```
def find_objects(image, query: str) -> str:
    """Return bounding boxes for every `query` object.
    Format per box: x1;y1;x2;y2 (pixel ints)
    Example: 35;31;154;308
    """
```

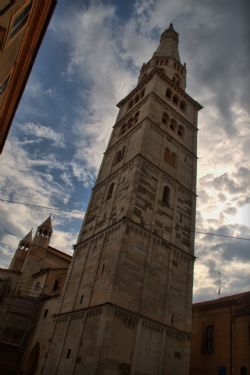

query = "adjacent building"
0;216;71;374
42;24;202;375
0;0;56;153
190;292;250;375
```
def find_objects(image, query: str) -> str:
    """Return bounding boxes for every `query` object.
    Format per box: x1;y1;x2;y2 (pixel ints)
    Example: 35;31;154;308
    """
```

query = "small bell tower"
33;215;53;248
9;230;32;271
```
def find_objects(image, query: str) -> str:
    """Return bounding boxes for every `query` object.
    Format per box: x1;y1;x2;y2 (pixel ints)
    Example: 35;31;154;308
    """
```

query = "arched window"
180;100;186;111
203;325;214;354
170;119;176;131
162;112;169;125
134;111;139;122
127;118;133;129
128;100;133;110
114;146;125;165
162;186;170;206
140;88;145;98
177;125;184;137
173;95;179;105
120;123;126;135
53;280;59;292
166;88;172;99
155;60;159;65
134;94;139;104
106;183;114;200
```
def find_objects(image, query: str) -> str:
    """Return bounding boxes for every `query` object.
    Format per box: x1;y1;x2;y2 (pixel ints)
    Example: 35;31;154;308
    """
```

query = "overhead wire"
0;197;250;241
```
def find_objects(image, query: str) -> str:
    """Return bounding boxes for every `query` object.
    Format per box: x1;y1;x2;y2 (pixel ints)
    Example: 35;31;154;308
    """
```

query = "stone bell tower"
43;24;202;375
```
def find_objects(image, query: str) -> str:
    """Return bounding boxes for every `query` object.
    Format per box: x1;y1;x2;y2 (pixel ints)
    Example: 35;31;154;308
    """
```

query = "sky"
0;0;249;302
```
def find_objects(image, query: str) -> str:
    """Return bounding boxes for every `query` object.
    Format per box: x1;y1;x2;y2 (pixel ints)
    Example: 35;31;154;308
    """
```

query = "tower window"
134;111;139;122
140;88;145;98
203;325;214;354
170;119;176;131
173;95;179;105
52;280;59;292
43;309;48;318
134;94;139;104
66;349;71;359
106;183;114;200
128;100;133;110
80;295;84;304
120;123;126;135
114;146;125;165
177;125;184;137
162;186;170;206
166;88;172;99
127;118;133;129
180;101;186;111
162;112;169;125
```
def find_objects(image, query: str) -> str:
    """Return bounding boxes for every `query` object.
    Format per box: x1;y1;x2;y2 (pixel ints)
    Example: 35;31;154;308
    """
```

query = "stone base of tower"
43;303;190;375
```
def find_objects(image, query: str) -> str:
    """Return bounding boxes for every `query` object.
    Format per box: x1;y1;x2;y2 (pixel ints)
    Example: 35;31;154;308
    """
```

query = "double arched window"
119;112;140;136
165;87;187;112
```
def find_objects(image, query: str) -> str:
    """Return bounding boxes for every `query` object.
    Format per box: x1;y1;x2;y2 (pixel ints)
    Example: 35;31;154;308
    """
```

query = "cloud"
1;0;249;303
22;122;65;147
0;137;81;266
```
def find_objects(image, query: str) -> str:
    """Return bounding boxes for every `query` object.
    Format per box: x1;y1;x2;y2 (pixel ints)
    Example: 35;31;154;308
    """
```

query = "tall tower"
44;25;202;375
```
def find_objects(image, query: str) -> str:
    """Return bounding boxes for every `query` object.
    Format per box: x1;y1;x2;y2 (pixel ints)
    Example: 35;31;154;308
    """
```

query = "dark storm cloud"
178;0;250;135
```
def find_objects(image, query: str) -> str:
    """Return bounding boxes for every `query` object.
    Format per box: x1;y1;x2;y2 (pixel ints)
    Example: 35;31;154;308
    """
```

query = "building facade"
0;217;71;374
42;24;202;375
0;0;56;153
190;292;250;375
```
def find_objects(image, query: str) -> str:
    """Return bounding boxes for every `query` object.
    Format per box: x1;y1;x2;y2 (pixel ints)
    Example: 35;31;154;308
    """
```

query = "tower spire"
154;23;181;62
9;230;33;271
33;215;53;247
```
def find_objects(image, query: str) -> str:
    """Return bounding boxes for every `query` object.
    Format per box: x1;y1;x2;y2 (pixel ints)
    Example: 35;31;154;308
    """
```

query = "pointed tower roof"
38;215;53;232
154;23;181;62
21;229;33;243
